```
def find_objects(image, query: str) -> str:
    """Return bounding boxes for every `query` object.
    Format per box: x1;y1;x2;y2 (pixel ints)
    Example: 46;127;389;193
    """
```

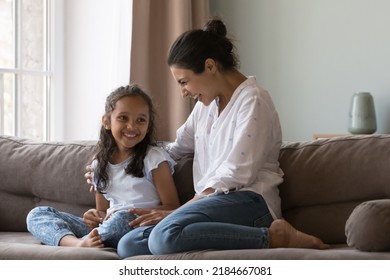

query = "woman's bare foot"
269;219;329;249
59;228;104;248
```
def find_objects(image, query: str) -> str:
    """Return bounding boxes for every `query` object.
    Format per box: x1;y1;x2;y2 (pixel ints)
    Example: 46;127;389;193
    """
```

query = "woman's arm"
128;187;212;227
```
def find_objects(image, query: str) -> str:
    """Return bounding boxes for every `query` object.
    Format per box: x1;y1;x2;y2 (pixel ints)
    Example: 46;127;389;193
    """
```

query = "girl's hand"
128;208;173;227
84;165;94;192
83;208;105;229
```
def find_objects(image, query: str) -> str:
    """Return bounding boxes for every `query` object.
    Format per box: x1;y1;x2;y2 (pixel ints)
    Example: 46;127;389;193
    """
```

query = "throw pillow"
345;199;390;251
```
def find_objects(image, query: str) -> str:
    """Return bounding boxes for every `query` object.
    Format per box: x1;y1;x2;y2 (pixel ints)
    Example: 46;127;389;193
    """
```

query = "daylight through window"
0;0;51;141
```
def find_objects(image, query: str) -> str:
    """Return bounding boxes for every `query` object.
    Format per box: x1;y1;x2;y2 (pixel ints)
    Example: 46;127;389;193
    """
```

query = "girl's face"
104;96;150;155
170;60;218;106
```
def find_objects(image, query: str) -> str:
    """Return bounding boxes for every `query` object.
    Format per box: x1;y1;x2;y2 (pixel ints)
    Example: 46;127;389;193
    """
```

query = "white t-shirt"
92;146;175;215
167;77;284;219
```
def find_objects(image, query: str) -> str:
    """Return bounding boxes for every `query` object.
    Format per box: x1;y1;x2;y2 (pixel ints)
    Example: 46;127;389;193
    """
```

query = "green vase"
348;92;377;134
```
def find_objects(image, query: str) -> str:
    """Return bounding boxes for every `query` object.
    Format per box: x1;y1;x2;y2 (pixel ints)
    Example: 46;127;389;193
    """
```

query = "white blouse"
92;146;175;215
167;77;284;219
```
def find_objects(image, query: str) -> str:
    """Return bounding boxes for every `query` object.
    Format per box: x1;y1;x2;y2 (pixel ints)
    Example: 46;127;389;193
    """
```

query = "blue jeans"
117;191;273;258
26;206;136;248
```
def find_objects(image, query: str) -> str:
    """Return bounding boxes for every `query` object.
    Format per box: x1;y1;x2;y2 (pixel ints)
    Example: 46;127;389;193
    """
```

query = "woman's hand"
84;165;94;192
83;208;105;229
129;208;173;227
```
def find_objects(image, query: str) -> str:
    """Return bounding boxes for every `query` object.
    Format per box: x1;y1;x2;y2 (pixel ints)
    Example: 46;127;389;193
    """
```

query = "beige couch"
1;134;390;260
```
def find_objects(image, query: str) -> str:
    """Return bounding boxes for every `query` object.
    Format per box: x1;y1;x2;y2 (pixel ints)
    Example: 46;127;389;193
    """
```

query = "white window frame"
0;0;53;141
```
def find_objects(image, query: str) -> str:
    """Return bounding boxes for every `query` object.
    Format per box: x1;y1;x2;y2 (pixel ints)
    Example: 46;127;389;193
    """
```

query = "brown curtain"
130;0;210;141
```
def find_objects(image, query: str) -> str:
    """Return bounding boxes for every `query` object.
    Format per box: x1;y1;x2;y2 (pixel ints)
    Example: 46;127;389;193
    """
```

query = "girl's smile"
104;95;150;161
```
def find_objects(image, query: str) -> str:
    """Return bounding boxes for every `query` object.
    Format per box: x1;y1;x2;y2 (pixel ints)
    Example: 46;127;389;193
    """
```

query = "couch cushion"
345;199;390;252
172;154;194;204
0;232;119;259
128;246;390;260
278;135;390;244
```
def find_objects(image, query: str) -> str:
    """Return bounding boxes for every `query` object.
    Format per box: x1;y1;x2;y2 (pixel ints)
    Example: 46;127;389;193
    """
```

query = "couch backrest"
0;135;97;231
0;135;195;231
278;135;390;244
2;134;389;243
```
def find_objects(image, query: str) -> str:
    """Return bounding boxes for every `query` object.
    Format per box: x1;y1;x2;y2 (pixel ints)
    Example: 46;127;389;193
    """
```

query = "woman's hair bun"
203;18;227;37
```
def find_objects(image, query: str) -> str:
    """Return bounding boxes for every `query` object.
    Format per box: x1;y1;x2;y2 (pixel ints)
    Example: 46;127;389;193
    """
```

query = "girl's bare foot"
269;219;330;249
59;228;104;248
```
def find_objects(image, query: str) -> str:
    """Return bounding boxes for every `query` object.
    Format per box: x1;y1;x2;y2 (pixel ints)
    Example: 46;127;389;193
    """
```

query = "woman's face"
170;62;217;106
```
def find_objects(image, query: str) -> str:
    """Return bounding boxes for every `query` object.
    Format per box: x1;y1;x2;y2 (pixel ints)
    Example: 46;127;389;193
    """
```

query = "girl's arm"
82;192;108;229
152;161;180;210
95;192;109;213
128;161;180;227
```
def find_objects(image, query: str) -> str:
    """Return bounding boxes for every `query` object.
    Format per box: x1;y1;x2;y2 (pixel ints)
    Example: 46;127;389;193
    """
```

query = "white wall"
60;0;131;141
211;0;390;141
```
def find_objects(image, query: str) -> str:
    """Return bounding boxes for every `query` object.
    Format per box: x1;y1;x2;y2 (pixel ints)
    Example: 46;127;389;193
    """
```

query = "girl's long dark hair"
94;84;156;192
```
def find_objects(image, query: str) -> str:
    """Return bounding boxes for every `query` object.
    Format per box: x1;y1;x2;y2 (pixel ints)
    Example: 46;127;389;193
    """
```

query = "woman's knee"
148;207;196;255
148;224;178;255
117;226;154;259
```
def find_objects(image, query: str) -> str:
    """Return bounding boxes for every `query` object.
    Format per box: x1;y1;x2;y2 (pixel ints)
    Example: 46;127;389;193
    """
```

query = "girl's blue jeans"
117;191;273;258
26;206;135;248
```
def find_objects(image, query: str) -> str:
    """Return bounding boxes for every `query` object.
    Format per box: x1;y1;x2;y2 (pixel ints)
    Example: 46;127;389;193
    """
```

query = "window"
0;0;51;141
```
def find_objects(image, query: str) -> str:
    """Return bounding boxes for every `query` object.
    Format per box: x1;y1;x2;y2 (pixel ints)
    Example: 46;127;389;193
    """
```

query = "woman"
111;18;328;258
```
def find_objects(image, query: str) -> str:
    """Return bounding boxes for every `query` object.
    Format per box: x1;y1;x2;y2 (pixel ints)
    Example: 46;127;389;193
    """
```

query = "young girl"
26;84;180;248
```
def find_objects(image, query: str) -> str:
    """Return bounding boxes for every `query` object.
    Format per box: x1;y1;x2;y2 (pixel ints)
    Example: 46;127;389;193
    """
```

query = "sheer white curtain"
62;0;133;140
107;0;132;90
